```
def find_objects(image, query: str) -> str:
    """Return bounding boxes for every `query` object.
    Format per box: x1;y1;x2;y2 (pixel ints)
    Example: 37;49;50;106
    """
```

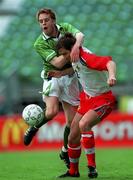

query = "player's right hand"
107;77;116;86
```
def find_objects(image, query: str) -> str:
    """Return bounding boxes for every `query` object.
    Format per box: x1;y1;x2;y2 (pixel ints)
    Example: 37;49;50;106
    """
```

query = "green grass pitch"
0;148;133;180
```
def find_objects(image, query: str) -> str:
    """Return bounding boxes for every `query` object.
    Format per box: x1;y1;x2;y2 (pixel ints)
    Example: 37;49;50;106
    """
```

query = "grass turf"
0;148;133;180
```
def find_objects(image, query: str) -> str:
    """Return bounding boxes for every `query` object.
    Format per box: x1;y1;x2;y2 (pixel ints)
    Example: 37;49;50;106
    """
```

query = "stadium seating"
0;0;133;84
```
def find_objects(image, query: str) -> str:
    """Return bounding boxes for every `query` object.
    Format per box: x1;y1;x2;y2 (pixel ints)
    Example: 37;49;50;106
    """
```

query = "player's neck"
51;25;59;38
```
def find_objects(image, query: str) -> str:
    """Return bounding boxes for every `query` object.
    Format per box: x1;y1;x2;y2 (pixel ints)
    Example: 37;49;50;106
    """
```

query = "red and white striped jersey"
72;47;112;97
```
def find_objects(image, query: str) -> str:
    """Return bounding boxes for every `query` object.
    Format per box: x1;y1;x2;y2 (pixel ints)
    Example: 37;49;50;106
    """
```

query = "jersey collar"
42;24;61;41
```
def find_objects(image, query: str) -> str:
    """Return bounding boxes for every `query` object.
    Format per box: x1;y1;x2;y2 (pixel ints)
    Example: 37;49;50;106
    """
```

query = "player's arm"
48;67;74;78
80;48;117;86
80;48;113;71
106;61;116;86
61;22;84;62
61;67;74;76
50;54;70;69
34;42;69;69
70;32;84;62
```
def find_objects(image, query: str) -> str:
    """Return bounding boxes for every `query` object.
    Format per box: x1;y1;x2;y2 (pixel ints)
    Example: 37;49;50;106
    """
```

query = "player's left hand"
70;44;80;62
107;77;116;86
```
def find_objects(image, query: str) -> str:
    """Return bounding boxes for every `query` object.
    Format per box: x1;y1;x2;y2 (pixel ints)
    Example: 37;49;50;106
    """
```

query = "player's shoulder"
59;22;72;28
59;22;71;25
58;22;73;34
81;47;93;54
34;34;43;44
34;34;46;48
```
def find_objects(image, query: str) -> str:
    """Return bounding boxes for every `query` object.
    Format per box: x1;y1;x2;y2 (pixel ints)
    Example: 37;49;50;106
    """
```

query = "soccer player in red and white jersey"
54;33;117;178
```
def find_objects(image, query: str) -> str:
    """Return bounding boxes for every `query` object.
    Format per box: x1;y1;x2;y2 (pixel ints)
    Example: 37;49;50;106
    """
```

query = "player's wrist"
74;42;80;48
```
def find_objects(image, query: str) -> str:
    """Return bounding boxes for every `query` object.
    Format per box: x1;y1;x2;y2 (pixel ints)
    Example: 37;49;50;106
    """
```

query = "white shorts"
42;74;80;106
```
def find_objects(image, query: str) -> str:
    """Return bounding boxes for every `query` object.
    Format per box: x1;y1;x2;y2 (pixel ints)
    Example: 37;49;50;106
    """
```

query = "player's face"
38;13;56;36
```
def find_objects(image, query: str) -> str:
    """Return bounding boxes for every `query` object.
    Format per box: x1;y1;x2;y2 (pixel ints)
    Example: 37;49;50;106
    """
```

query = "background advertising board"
0;112;133;151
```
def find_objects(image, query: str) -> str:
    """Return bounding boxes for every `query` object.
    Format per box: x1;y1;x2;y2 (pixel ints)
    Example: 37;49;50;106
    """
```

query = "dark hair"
36;8;56;21
56;33;76;51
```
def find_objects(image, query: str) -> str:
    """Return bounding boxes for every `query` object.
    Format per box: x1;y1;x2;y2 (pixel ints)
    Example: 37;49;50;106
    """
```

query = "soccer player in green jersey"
23;8;95;170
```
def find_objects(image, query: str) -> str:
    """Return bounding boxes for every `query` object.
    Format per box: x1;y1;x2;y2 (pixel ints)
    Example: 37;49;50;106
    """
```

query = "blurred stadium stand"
0;0;133;114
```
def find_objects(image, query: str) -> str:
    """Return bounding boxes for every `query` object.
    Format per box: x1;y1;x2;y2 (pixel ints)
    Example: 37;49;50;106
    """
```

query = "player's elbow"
34;42;39;51
75;32;84;45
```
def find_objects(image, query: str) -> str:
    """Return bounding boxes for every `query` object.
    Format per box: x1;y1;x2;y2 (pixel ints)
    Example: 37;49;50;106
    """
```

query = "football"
22;104;44;126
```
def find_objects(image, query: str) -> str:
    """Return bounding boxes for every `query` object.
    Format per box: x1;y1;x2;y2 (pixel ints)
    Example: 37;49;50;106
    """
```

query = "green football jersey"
34;22;81;79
